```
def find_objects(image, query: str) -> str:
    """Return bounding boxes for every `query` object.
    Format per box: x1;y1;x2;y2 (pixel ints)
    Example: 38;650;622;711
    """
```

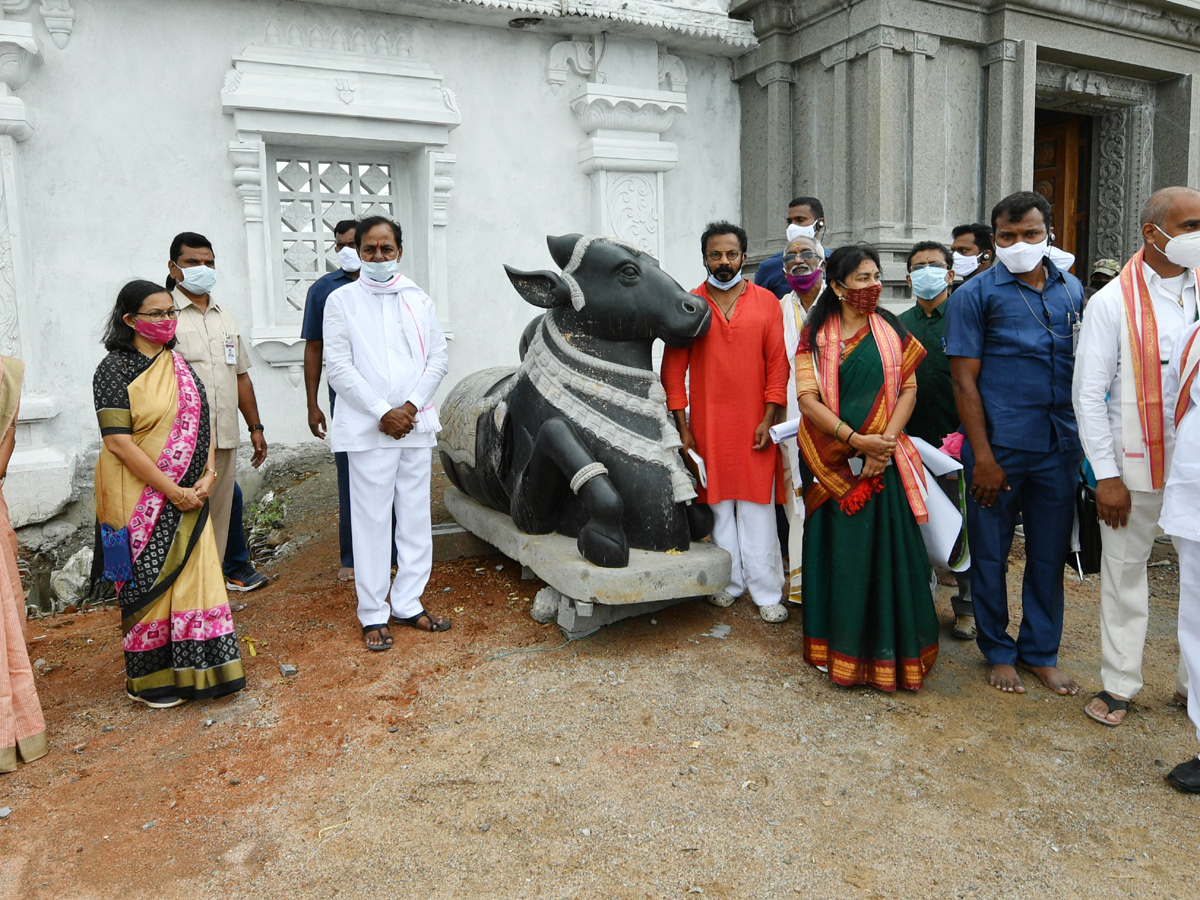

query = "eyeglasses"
705;250;743;263
136;309;179;321
783;250;821;265
909;262;950;273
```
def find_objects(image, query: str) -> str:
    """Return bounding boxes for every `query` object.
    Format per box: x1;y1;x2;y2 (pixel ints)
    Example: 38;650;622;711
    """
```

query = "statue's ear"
547;233;582;270
504;266;570;308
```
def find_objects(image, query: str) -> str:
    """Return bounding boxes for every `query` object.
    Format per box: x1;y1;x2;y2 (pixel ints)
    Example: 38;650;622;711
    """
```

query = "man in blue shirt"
947;191;1084;697
754;197;825;299
302;219;361;580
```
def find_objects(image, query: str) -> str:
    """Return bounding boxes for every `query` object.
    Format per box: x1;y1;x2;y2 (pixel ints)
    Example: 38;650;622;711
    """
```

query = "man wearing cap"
1087;258;1121;299
1073;186;1200;726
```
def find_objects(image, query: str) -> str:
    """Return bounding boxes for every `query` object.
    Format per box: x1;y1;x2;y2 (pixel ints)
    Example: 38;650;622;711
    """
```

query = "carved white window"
267;152;409;321
221;23;461;381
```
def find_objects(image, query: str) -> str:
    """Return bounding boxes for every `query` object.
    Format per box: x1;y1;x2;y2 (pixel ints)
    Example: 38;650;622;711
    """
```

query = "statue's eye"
619;263;639;281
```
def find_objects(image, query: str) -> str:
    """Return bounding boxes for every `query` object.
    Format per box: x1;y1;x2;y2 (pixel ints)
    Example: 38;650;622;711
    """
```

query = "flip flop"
393;609;452;632
362;623;393;651
1084;690;1129;727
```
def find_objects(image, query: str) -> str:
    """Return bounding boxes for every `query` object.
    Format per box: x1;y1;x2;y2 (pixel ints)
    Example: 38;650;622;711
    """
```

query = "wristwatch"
249;424;264;434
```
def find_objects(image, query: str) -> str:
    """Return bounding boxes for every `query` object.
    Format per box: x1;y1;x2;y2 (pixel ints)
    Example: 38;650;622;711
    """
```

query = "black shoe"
1166;757;1200;793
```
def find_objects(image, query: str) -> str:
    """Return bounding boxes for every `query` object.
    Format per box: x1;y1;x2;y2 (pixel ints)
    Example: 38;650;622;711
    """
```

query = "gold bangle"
205;468;217;477
834;422;845;442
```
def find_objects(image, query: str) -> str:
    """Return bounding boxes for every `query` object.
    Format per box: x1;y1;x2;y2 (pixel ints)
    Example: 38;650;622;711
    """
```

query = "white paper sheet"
769;418;800;444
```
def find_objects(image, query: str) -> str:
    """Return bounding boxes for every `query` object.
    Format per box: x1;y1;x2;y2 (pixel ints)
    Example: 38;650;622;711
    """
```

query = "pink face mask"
785;269;822;294
132;317;178;345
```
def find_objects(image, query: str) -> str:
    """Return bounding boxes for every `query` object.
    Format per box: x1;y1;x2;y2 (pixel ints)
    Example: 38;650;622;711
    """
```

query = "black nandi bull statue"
438;234;714;568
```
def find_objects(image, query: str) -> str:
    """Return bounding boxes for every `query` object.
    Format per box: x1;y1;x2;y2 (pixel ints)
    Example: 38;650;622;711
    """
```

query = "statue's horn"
547;233;583;270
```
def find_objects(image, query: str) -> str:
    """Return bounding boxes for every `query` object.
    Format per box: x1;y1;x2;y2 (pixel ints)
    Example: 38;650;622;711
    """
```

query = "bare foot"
988;664;1026;693
1021;663;1079;695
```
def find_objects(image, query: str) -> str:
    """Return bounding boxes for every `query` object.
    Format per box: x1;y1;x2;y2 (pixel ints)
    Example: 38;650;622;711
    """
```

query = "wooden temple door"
1033;111;1093;276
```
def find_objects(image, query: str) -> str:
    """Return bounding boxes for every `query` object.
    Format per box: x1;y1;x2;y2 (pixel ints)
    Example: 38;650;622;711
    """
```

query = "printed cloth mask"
910;266;951;301
842;283;881;316
786;269;822;294
133;317;178;344
1046;246;1076;271
1154;225;1200;268
176;263;217;295
336;246;362;273
952;251;981;279
995;238;1048;274
360;258;399;283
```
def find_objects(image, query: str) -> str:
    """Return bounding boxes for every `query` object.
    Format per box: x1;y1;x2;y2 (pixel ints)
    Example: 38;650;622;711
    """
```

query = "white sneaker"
707;590;736;608
759;603;789;623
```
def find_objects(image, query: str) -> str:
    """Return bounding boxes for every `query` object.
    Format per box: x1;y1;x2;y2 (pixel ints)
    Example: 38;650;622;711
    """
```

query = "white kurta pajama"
1074;261;1196;702
780;288;818;603
324;274;448;629
1160;320;1200;747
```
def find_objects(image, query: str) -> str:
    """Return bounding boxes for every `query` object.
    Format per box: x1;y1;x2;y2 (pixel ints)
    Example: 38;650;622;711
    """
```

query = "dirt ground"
1;460;1198;900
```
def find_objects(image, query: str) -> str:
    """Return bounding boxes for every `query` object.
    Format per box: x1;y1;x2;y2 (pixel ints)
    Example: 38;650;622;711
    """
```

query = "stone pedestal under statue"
445;486;731;639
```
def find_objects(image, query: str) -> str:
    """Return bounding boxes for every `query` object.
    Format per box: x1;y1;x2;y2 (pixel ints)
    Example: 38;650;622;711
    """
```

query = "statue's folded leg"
510;416;629;567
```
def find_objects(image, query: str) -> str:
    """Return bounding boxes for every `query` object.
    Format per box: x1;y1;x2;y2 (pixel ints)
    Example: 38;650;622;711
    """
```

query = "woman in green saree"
795;244;939;692
94;280;244;708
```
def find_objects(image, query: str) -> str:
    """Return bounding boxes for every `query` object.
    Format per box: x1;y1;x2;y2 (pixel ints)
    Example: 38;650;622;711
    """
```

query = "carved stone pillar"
756;62;792;255
570;84;686;259
906;33;942;239
984;39;1037;206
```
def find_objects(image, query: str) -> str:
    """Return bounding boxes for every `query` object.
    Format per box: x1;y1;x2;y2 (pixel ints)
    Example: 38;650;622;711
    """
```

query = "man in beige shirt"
167;232;268;567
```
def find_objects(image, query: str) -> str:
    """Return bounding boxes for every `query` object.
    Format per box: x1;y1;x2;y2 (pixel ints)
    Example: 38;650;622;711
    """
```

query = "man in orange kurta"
662;221;790;622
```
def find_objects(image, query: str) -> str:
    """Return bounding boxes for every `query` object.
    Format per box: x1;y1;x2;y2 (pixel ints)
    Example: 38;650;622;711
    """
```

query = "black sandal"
394;609;452;632
362;623;394;651
1084;690;1129;727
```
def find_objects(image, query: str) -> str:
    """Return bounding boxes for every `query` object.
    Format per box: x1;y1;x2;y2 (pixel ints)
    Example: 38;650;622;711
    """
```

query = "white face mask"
786;220;823;242
176;263;217;295
1046;246;1075;271
1154;225;1200;268
336;246;362;273
995;238;1048;275
952;251;983;279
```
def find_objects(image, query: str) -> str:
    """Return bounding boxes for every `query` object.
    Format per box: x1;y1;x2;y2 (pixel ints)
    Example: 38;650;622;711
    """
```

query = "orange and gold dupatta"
797;314;929;522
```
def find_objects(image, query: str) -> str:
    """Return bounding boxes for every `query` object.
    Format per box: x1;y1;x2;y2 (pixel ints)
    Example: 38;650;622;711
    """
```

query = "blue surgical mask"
176;263;217;295
707;270;743;291
910;266;951;301
360;258;398;283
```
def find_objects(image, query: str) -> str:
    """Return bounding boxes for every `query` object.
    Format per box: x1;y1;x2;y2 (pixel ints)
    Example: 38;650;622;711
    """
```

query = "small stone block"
279;664;298;677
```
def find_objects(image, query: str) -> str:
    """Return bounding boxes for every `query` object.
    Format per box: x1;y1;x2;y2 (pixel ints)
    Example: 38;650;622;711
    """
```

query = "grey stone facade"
733;0;1200;292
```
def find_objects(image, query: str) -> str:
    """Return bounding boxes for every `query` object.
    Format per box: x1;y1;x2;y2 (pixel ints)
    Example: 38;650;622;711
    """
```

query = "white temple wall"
3;0;746;525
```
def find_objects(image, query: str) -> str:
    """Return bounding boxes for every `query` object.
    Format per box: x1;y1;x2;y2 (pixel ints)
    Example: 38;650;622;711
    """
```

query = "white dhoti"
347;446;432;627
1175;539;1200;744
711;497;785;607
782;450;803;603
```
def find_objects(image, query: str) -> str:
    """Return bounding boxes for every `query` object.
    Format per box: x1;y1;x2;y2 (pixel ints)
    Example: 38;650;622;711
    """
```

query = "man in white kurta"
1073;186;1200;725
778;237;825;604
324;219;449;645
1160;318;1200;791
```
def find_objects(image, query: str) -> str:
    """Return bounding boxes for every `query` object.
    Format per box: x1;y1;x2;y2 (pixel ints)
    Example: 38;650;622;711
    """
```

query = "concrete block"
431;522;498;562
444;486;731;606
557;594;693;639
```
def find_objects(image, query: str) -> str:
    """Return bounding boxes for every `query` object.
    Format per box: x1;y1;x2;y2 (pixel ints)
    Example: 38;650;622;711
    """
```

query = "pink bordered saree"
93;349;243;701
0;355;48;772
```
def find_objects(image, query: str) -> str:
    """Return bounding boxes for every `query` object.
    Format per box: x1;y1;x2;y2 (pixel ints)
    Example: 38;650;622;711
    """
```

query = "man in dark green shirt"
899;240;974;639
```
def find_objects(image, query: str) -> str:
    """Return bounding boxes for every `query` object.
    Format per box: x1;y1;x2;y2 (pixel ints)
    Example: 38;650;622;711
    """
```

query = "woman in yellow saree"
94;280;244;708
0;355;47;772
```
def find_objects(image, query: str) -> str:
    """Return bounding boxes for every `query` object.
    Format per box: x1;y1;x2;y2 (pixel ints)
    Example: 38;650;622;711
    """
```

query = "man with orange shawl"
0;356;47;771
1074;186;1200;727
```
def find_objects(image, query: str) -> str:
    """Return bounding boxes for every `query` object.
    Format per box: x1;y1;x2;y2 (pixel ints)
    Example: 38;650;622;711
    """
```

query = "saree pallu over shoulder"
93;350;243;701
0;356;47;771
798;314;928;520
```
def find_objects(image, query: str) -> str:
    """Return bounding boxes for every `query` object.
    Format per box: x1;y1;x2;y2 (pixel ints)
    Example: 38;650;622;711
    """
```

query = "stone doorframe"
1034;60;1155;265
